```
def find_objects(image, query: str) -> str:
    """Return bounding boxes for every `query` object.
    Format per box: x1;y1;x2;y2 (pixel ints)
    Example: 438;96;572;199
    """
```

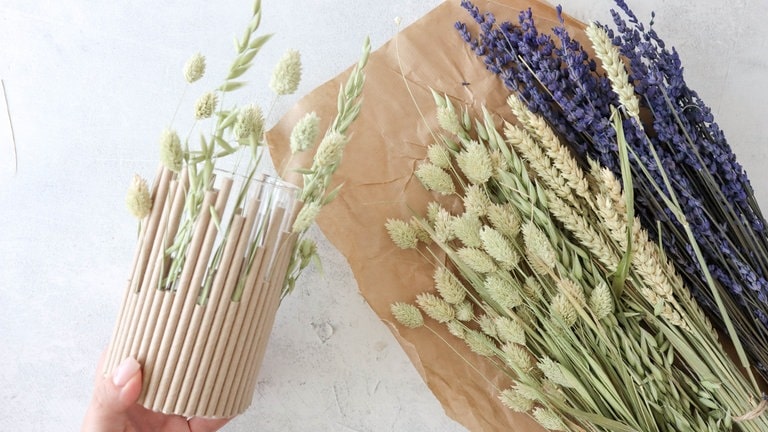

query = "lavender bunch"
456;0;768;378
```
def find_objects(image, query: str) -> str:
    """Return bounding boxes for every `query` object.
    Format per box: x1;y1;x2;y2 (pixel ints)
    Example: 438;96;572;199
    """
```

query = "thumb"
82;357;142;432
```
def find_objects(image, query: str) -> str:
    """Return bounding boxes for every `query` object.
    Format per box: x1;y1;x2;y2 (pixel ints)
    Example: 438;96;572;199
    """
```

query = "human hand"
82;352;231;432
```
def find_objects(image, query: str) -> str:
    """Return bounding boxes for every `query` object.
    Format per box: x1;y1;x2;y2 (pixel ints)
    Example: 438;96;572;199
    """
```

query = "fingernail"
112;357;140;387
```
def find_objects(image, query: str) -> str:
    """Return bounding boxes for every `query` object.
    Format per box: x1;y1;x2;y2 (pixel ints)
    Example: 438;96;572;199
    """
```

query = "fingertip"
112;357;141;387
188;416;232;432
83;357;141;432
118;368;143;407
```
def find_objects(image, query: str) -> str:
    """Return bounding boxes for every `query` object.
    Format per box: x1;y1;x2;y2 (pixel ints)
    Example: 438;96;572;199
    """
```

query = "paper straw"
172;213;245;415
231;232;296;415
104;165;166;373
161;178;233;413
144;189;216;409
107;167;172;373
135;169;190;401
193;196;264;415
205;206;287;416
107;166;170;372
136;169;190;361
125;179;179;362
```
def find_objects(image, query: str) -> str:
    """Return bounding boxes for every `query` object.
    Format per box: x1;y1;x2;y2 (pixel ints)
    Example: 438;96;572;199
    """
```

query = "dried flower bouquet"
104;0;369;418
389;92;767;431
383;1;768;429
458;0;768;382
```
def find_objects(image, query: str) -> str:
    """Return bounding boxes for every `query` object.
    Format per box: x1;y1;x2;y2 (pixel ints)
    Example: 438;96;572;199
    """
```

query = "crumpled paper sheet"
267;1;586;430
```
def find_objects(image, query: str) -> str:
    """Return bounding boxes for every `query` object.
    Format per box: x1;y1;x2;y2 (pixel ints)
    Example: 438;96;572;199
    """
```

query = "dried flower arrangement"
104;0;370;418
382;1;768;430
457;0;768;380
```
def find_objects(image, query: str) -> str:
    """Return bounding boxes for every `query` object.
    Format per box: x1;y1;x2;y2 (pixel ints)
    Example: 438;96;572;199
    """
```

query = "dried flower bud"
486;274;523;309
416;292;454;323
464;329;496;357
533;408;566;431
502;343;531;370
487;203;521;239
390;302;424;329
297;238;317;269
523;276;543;299
159;128;183;173
481;226;520;271
499;388;534;413
489;149;507;173
515;383;541;402
427;143;452;169
314;131;348;170
270;49;302;95
432;207;455;243
559;278;586;306
437;105;462;136
415;162;455;195
446;320;466;339
477;314;498;338
452;213;482;248
454;301;474;322
463;184;491;217
194;91;218;119
522;221;556;273
292;201;321;232
495;316;525;345
538;357;576;389
409;218;432;244
126;174;152;219
290;112;320;153
585;23;640;119
589;281;614;321
426;202;442;223
183;52;206;83
385;218;419;249
234;104;264;142
434;267;465;304
457;247;498;274
551;293;578;328
456;141;493;185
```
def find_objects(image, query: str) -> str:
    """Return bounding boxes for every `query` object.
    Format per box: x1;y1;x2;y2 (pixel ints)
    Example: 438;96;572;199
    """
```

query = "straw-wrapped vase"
104;167;298;418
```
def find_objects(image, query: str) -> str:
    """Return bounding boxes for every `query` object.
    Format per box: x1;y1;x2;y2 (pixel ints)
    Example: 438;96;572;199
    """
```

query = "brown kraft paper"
267;1;587;430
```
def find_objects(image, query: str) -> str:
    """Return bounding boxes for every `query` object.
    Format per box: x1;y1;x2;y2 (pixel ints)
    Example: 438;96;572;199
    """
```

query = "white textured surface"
0;1;765;431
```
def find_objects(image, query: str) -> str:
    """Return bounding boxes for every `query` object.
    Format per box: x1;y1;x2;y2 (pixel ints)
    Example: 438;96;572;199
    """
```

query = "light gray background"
0;0;765;431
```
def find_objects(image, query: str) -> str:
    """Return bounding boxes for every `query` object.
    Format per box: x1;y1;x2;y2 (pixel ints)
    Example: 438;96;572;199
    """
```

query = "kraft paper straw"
136;170;190;401
214;226;284;413
108;167;172;373
116;173;175;366
126;179;179;362
107;166;170;372
145;189;216;409
137;169;190;361
231;233;296;414
173;214;245;415
205;207;286;416
218;229;291;415
104;165;166;373
162;179;233;413
129;168;173;294
194;197;264;415
182;201;258;412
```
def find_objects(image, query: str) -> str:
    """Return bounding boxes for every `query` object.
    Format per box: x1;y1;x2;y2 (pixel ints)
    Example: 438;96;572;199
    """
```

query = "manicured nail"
112;357;140;387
